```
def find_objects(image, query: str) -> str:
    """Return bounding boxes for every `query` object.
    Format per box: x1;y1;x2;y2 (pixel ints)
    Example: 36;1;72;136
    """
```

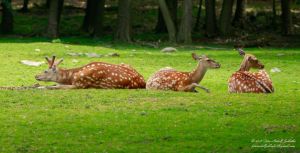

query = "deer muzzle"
35;75;42;81
215;63;221;68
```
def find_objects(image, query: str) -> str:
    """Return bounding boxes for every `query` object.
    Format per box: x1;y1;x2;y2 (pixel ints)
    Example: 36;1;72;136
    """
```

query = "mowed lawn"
0;38;299;153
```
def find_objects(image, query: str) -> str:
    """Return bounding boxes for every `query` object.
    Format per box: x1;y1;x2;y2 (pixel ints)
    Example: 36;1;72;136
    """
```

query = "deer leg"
192;83;210;93
46;85;77;90
177;83;201;92
177;84;195;92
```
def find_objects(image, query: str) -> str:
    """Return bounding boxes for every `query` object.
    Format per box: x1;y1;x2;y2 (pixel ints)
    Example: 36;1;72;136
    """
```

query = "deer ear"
237;48;246;56
201;55;208;59
248;56;253;61
192;53;201;60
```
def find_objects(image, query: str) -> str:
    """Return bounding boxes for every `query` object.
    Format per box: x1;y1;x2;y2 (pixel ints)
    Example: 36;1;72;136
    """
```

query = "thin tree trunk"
115;0;131;42
93;0;105;37
46;0;50;8
194;0;203;31
47;0;64;38
155;8;166;33
158;0;176;42
19;0;29;12
82;0;95;32
272;0;277;27
155;0;178;33
177;0;192;43
0;0;14;34
205;0;217;37
232;0;246;26
219;0;234;36
281;0;292;35
57;0;64;22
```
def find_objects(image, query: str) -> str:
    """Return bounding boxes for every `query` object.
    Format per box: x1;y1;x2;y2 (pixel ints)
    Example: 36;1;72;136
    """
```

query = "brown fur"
146;53;220;92
35;57;146;89
228;50;274;93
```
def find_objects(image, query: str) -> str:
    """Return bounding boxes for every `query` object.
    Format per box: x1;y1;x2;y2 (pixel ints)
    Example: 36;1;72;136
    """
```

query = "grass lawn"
0;38;299;153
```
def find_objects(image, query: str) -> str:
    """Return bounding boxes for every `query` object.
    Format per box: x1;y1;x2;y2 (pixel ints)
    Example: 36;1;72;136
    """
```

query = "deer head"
237;48;264;71
35;56;64;82
192;53;220;69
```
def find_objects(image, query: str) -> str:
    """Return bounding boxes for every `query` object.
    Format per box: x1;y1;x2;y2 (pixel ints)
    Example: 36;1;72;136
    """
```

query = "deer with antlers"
146;53;220;92
228;48;274;93
35;56;146;89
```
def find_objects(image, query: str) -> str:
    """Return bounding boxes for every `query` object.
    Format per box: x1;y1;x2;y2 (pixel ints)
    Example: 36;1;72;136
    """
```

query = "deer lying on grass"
228;48;274;93
146;53;220;92
35;56;146;89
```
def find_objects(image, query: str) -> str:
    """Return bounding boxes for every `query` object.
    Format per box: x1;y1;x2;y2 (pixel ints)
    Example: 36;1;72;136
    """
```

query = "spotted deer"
146;53;220;92
35;56;146;89
228;48;274;93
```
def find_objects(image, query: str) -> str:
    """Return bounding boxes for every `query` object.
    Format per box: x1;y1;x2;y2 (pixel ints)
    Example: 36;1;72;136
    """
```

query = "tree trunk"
115;0;131;42
0;0;14;34
155;0;178;33
57;0;64;22
19;0;29;12
93;0;105;37
47;0;64;38
232;0;246;26
194;0;203;31
46;0;50;8
158;0;176;42
219;0;234;36
177;0;192;43
205;0;217;37
281;0;292;35
272;0;277;27
82;0;95;32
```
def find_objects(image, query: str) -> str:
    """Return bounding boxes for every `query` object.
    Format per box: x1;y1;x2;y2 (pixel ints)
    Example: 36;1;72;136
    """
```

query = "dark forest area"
0;0;300;47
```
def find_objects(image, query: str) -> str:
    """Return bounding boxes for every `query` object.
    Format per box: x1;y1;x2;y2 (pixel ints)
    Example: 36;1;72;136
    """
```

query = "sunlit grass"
0;38;299;153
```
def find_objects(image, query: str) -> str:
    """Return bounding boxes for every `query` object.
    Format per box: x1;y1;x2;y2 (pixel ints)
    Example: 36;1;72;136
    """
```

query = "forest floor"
0;38;299;152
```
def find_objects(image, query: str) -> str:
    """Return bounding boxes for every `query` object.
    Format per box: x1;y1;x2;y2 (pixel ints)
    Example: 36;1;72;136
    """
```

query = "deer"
228;48;274;93
35;56;146;89
146;53;221;93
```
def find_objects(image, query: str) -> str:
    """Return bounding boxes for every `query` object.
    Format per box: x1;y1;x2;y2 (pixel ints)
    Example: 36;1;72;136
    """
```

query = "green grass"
0;38;299;153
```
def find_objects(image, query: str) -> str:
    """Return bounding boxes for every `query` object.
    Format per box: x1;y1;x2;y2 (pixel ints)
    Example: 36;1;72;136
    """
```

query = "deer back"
146;68;192;91
71;62;146;89
228;70;274;93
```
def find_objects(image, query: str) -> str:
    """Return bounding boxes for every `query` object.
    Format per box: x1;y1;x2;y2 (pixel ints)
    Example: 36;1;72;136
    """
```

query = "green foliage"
0;38;299;152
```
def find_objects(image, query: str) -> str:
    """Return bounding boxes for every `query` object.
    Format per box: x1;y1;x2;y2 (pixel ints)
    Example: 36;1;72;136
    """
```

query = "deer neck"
190;62;207;83
238;59;250;71
56;68;80;84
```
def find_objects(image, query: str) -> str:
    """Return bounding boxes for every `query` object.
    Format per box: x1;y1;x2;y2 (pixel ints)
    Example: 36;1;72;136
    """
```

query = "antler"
45;56;56;68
